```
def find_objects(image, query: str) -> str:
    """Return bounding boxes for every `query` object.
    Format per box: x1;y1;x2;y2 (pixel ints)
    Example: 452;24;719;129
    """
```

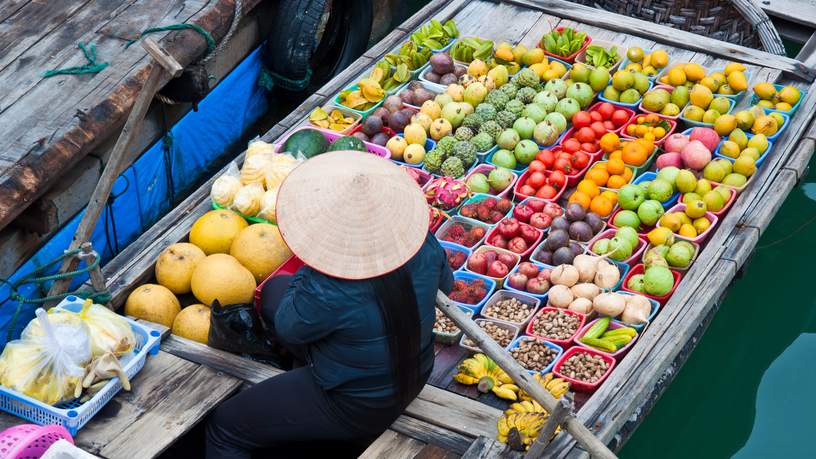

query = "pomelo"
230;224;293;283
190;210;248;254
155;243;206;294
125;284;181;327
172;304;211;344
191;254;256;306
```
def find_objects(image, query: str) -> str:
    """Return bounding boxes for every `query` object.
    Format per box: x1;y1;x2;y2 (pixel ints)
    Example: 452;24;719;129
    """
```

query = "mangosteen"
352;132;370;142
362;116;384;136
430;53;454;75
424;71;441;83
544;229;569;251
371;132;390;146
439;73;458;85
413;88;434;106
536;250;553;265
454;66;467;77
383;95;403;113
568;221;593;242
569;242;584;257
552;246;575;266
565;203;586;222
585;212;604;235
408;81;424;91
551;216;570;232
399;90;415;106
388;111;411;132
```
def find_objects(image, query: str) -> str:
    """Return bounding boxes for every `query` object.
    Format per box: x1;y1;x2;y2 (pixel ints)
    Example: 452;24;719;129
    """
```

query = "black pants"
205;276;401;459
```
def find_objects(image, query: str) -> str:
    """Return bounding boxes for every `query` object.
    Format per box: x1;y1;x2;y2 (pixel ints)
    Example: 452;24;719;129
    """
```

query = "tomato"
536;149;555;167
536;185;558;199
590;121;606;138
612;109;630;127
528;159;547;173
526;171;546;189
519;184;537;196
549;170;567;189
603;120;615;130
562;138;582;153
575;127;596;144
581;142;598;152
553;157;572;174
597;102;615;120
572;111;592;129
572;151;590;169
556;151;572;161
589;111;603;122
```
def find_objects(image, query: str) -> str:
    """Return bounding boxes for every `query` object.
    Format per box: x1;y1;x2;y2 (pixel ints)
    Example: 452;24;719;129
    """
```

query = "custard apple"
424;149;444;174
516;87;537;104
441;156;465;178
475;103;497;121
455;127;474;141
505;99;525;116
480;120;503;139
462;113;483;130
496;110;517;128
471;132;495;152
436;136;456;156
485;90;509;111
512;68;540;88
499;83;518;99
452;141;477;167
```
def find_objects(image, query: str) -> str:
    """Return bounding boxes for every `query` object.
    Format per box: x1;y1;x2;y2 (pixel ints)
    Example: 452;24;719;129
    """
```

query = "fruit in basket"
466;173;490;194
386;136;408;160
172;304;211;344
426;176;469;209
566;83;593;108
190;210;248;255
155;243;206;294
309;107;357;132
643;265;674;296
429;118;453;140
125;284;181;327
282;129;330;158
487;167;513;192
328;135;366;152
680;141;712;170
618;184;645;210
441;102;467;128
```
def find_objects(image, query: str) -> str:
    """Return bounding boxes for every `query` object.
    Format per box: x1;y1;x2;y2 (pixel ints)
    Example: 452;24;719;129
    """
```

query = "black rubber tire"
262;0;373;92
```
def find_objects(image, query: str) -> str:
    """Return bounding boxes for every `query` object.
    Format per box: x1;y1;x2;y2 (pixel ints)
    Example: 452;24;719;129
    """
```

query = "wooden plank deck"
50;0;816;457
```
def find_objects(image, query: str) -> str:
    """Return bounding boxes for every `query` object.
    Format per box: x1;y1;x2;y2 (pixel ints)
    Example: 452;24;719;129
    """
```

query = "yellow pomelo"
230;224;293;283
172;304;211;344
190;210;248;254
155;243;206;294
125;284;181;327
191;254;257;306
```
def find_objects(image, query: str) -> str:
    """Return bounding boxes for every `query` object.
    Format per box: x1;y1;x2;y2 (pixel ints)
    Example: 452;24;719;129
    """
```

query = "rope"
756;213;816;249
258;67;313;92
126;24;215;53
202;0;243;65
42;42;109;78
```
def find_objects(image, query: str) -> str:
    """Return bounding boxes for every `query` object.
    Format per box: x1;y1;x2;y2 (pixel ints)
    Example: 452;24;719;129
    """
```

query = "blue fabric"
0;47;269;347
274;233;453;398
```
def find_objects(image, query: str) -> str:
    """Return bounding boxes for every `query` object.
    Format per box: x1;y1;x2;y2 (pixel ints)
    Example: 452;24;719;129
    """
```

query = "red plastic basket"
620;263;682;305
525;307;586;348
552;346;616;392
558;128;602;161
587;101;636;135
485;220;544;260
586;228;648;267
513;169;568;203
538;26;592;63
254;256;305;313
619;115;677;146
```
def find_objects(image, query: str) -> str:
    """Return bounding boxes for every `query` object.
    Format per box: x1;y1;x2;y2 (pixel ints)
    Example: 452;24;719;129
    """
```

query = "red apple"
483;250;498;266
517;262;540;278
486;261;510;278
467;253;487;274
497;252;517;269
508;237;528;254
538;268;552;282
489;234;508;249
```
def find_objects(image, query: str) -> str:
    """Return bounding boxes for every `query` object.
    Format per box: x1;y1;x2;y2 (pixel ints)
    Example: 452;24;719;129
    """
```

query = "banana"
497;414;510;437
505;400;546;415
453;373;479;385
492;385;518;401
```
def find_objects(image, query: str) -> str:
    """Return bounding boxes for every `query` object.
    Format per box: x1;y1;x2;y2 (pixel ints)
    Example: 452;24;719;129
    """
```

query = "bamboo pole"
435;291;617;459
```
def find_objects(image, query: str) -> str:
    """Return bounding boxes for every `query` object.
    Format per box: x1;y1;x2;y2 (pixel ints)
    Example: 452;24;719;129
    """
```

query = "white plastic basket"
0;296;161;435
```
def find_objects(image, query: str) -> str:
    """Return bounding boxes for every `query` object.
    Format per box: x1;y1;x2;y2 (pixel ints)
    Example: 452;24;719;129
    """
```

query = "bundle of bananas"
453;354;520;400
497;412;547;451
506;399;545;416
518;372;570;402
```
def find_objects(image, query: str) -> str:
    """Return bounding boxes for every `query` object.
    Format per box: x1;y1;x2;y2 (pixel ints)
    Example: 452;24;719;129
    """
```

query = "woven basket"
572;0;785;54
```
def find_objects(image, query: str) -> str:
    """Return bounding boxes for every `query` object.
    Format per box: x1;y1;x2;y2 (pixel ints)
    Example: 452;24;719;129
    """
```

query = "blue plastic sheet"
0;47;269;347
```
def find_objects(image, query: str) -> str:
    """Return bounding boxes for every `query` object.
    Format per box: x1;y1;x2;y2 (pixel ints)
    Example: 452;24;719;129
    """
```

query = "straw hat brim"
276;151;429;280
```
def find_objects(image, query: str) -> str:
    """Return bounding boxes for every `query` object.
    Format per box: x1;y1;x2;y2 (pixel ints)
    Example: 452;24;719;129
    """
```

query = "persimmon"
599;132;620;153
586;167;609;187
607;157;626;175
622;142;648;166
590;195;614;216
607;174;628;189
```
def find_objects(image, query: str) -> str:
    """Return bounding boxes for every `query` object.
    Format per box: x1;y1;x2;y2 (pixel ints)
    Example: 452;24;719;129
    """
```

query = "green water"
621;155;816;458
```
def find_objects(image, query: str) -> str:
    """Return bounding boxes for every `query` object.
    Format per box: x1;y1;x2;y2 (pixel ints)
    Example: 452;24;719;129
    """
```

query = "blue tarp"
0;47;269;347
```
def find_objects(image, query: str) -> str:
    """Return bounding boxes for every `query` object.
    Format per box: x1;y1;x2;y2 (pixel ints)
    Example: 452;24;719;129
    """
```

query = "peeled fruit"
125;284;181;328
190;210;248;255
230;224;292;283
172;304;211;344
155;243;206;294
191;254;257;306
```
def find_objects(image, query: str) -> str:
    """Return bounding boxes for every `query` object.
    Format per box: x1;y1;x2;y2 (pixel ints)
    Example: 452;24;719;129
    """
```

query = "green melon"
282;129;329;158
327;135;366;152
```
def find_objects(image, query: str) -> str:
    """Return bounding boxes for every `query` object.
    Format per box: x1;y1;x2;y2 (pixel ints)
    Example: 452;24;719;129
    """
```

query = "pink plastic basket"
0;424;73;459
465;164;519;199
657;203;719;243
274;126;390;158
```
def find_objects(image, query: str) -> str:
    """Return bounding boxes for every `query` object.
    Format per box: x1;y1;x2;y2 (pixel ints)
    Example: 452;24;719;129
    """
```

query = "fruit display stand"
72;0;816;457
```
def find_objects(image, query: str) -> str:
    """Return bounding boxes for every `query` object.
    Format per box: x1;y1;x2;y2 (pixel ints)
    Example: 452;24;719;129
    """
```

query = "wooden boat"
1;0;816;457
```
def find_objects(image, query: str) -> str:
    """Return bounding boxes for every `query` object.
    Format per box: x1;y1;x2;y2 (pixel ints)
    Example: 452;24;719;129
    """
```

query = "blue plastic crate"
0;296;161;435
749;83;806;117
439;240;472;272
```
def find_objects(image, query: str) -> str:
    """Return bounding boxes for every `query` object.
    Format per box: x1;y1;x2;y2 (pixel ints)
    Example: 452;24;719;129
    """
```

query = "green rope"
42;42;109;78
258;66;312;92
126;24;215;54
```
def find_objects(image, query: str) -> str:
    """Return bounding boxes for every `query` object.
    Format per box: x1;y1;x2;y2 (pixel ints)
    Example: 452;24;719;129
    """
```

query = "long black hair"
370;264;421;408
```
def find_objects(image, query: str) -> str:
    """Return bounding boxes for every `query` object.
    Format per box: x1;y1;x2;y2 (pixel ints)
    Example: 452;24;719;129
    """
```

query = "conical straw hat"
276;151;429;280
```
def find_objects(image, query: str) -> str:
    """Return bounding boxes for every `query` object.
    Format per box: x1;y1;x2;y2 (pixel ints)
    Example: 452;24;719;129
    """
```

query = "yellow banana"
453;373;479;385
492;385;518;401
497;415;510;436
501;383;520;393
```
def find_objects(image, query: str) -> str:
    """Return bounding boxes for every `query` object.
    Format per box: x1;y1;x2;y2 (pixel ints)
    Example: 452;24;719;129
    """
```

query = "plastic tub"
503;260;553;301
587;101;635;135
641;240;700;273
334;84;386;117
306;105;362;135
714;136;773;168
506;336;564;375
559;128;602;160
712;69;752;101
632;171;680;209
587;228;647;267
656;62;711;86
276;126;391;158
476;144;500;165
465;164;519;199
485;220;545;260
433;306;473;345
440;240;472;272
621;263;681;305
574;40;624;72
451;271;498;314
750;83;806;117
619;116;677;146
518;197;565;218
538;26;592;63
465;245;521;286
435;216;490;248
597;78;654;109
658;203;718;243
457;193;515;227
480;289;542;329
553;346;616;392
526;307;587;348
679;97;736;128
574;318;639;359
612;291;660;332
0;424;73;459
513;169;568;203
637;84;688;120
459;318;519;353
758;112;791;143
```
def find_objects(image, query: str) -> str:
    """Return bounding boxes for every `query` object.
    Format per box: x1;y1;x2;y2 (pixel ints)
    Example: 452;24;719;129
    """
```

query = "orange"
622;142;647;166
607;175;627;189
600;133;621;153
590;195;614;216
568;191;591;209
577;179;600;198
608;150;623;162
621;166;633;182
607;157;626;175
586;168;609;186
601;190;618;204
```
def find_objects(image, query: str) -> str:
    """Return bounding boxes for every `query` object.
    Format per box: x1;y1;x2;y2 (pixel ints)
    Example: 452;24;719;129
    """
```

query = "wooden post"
525;395;572;458
77;242;106;296
436;291;617;459
47;38;182;302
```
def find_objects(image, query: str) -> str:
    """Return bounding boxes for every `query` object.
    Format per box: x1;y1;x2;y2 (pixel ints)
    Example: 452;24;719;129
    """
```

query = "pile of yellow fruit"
624;47;670;77
753;82;801;113
659;62;747;94
718;130;769;166
658;201;715;240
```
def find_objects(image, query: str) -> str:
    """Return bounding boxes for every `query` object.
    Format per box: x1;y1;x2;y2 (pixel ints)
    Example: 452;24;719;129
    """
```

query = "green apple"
618;184;646;211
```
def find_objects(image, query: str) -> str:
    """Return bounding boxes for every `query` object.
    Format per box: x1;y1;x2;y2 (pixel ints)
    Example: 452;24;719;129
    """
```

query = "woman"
206;151;453;458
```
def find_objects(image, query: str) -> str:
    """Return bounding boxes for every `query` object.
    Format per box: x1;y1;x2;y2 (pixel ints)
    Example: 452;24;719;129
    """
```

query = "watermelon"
328;135;366;152
282;129;329;158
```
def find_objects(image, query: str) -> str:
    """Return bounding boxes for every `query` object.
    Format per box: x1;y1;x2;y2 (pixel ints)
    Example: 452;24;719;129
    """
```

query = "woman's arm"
274;271;338;345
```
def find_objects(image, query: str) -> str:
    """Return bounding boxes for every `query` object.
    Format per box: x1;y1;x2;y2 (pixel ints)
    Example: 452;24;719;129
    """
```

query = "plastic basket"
484;220;544;260
0;297;161;436
457;193;515;227
552;346;616;392
305;105;362;135
435;216;490;249
637;84;688;120
574;318;639;359
749;84;806;117
507;336;563;375
275;126;391;158
398;81;443;111
503;261;552;301
619;116;677;146
390;133;436;168
433;306;473;345
613;291;660;332
574;40;624;72
525;307;586;348
607;207;655;237
459;318;518;353
603;143;660;177
587;228;647;267
619;53;666;82
679;97;736;128
658;203;718;243
0;423;73;459
632;171;680;209
419;62;468;92
714;136;773;168
440;241;472;272
538;27;592;63
465;164;519;199
450;271;497;314
587;101;635;135
621;263;681;305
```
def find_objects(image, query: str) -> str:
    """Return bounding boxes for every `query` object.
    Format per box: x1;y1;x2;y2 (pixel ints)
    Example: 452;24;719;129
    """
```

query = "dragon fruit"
425;177;470;210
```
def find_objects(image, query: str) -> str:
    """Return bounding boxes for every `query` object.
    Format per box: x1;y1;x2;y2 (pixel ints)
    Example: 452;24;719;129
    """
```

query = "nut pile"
482;298;536;324
434;309;463;335
531;309;580;340
559;352;609;383
510;340;558;371
462;321;514;348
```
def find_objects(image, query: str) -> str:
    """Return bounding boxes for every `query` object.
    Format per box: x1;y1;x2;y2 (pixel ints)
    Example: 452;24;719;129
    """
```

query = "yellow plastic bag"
0;309;91;405
77;300;136;357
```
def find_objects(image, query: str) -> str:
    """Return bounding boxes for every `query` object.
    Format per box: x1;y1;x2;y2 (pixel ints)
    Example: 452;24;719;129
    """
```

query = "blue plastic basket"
612;292;660;332
391;133;437;168
506;336;563;375
632;171;680;209
760;112;791;142
749;83;806;116
451;271;497;314
713;136;774;168
597;79;654;109
439;240;472;272
678;97;735;128
0;296;161;435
